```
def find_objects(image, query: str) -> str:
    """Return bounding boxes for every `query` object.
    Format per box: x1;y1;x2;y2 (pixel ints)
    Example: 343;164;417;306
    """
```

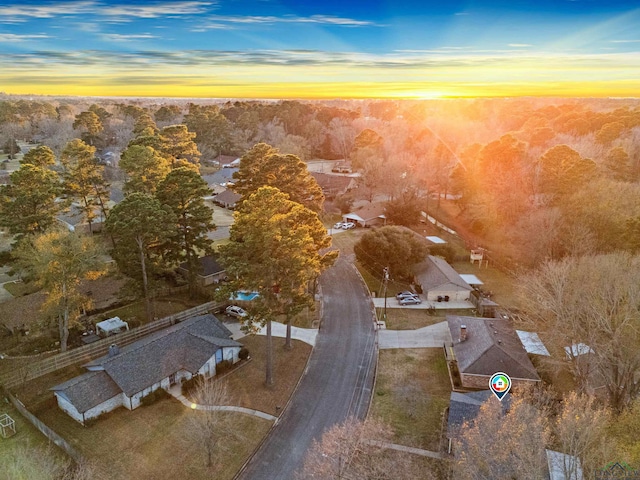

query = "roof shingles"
53;314;240;408
447;315;539;381
415;256;472;292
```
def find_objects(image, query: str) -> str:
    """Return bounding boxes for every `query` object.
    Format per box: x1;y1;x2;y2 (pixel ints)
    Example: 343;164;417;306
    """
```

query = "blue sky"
0;0;639;97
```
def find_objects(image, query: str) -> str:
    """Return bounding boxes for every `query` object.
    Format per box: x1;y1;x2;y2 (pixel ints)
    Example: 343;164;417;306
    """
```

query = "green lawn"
371;348;451;451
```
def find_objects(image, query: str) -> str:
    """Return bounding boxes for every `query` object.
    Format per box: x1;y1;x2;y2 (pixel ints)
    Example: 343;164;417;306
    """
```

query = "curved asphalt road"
237;257;377;480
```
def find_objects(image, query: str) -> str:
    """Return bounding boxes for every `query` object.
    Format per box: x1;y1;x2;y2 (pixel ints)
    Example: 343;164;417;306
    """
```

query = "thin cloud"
0;1;214;19
0;33;50;41
99;2;214;18
201;14;376;28
508;44;533;47
102;33;158;41
610;39;640;43
3;49;640;71
0;2;95;18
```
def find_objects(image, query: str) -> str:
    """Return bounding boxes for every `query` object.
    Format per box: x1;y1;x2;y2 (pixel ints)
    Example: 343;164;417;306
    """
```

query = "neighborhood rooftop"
447;315;540;381
52;314;241;414
179;254;226;277
83;314;239;397
418;256;473;292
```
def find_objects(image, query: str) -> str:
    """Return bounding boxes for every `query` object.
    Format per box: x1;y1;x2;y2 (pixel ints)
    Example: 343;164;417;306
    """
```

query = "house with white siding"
51;314;241;425
414;255;473;302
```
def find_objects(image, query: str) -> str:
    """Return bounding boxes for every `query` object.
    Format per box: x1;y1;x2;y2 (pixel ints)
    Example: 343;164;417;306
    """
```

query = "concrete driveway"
225;320;318;346
378;321;452;349
237;257;377;480
372;297;474;310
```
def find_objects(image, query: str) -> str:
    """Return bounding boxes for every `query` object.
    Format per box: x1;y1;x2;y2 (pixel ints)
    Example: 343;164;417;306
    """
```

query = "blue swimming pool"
232;291;260;301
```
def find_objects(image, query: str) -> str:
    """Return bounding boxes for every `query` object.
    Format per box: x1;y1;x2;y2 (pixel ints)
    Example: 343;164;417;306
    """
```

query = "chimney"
460;324;467;342
108;344;120;357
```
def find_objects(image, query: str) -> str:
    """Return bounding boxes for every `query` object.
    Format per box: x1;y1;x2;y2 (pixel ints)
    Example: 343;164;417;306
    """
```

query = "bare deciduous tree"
454;395;550;480
298;417;433;480
518;252;640;411
187;378;240;469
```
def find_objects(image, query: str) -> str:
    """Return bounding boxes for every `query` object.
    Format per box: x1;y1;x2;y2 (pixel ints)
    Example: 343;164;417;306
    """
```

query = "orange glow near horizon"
3;79;638;99
2;52;638;99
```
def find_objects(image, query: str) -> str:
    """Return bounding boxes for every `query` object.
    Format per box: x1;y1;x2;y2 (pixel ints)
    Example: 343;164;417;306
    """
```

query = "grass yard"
0;404;67;463
371;348;450;451
357;261;410;297
31;334;311;479
38;396;270;480
2;280;40;297
92;296;202;328
219;335;312;416
452;260;519;307
328;228;364;256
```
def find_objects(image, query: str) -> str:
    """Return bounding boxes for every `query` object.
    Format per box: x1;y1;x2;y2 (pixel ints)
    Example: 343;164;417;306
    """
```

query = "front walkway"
167;385;277;421
378;321;452;349
371;298;474;310
365;439;443;459
225;321;318;346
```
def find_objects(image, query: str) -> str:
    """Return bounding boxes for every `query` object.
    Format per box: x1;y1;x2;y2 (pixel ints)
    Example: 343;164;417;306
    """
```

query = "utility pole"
382;266;389;326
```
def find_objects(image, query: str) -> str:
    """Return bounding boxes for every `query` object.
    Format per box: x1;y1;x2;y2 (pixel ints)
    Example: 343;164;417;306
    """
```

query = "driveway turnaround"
237;257;377;480
226;321;319;346
378;321;452;349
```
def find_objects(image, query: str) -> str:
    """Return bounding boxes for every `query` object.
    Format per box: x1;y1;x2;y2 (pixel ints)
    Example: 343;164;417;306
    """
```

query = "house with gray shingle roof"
415;255;473;302
52;314;242;424
447;315;540;389
310;172;356;199
213;189;242;209
446;390;583;479
342;203;386;228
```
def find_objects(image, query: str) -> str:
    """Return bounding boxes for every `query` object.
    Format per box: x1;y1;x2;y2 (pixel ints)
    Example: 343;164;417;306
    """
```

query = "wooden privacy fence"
0;300;222;390
7;392;83;463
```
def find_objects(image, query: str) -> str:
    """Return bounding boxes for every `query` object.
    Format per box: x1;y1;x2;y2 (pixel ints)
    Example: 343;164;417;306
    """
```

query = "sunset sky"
0;0;639;98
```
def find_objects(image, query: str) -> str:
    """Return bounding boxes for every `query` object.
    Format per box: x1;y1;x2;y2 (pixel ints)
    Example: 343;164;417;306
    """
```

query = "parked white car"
342;222;356;230
333;222;345;229
225;305;248;318
396;291;419;300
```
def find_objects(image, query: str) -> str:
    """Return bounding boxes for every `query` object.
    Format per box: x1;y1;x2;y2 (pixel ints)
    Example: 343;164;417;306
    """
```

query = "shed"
546;450;584;480
564;343;594;359
96;317;129;337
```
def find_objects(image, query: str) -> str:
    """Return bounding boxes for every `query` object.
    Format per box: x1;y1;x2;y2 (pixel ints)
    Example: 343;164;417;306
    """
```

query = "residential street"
237;257;377;480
